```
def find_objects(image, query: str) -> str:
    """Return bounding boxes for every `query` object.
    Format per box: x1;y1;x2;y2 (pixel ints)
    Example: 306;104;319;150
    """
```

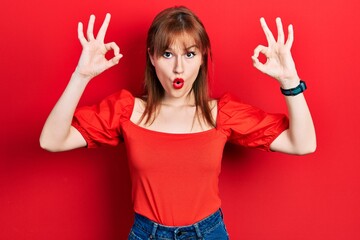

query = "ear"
148;48;155;66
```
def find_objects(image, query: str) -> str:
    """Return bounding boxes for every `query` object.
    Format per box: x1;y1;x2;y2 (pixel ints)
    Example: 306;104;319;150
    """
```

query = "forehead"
167;33;198;50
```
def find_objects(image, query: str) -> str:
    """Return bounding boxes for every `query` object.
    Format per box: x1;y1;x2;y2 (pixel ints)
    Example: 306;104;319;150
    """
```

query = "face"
149;34;203;100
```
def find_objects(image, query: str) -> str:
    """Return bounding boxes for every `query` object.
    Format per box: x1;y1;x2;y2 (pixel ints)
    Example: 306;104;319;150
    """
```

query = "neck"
161;91;196;107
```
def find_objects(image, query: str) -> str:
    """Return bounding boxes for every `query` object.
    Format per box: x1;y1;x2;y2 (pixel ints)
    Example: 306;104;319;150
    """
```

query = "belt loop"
193;223;203;239
149;223;158;239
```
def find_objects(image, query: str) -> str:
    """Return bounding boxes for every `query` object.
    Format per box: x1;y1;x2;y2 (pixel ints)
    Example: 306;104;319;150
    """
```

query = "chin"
165;87;192;98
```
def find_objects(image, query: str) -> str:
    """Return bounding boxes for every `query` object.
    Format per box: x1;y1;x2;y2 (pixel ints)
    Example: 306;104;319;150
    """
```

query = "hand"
75;13;123;80
252;17;300;88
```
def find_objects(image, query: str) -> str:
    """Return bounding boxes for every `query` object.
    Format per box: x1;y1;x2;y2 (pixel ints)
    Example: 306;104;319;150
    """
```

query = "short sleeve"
217;93;289;151
71;89;134;148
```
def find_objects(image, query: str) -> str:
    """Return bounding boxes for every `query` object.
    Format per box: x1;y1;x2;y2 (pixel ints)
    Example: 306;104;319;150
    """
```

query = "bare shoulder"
130;97;146;124
209;99;218;123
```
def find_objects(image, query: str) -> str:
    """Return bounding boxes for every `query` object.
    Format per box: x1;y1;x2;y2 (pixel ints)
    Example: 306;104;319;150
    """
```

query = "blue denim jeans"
128;209;229;240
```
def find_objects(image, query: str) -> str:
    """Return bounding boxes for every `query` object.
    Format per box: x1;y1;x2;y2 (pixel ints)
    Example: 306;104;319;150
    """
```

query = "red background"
1;0;359;239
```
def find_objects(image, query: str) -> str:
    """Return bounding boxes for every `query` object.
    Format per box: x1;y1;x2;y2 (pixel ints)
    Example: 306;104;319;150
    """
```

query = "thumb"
105;53;123;69
251;55;266;73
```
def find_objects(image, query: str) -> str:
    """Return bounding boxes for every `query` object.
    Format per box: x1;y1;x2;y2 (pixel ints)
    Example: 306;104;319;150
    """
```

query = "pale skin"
40;13;316;155
135;34;214;133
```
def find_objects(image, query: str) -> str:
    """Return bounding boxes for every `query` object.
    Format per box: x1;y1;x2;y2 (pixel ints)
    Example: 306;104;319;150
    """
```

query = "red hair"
140;6;214;127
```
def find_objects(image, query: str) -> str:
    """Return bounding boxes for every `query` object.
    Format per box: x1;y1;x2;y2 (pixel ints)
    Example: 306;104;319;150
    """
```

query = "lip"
172;78;184;89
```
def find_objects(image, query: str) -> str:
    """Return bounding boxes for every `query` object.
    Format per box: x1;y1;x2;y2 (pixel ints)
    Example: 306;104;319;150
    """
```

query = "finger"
276;17;285;44
285;24;294;48
105;42;120;56
251;55;266;73
253;44;268;58
104;42;122;68
97;13;111;41
87;14;95;40
77;22;87;45
260;17;276;45
106;54;123;69
252;45;268;73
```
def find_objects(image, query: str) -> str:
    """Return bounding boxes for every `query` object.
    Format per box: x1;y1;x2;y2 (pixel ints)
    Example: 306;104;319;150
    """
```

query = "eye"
185;52;196;58
163;52;173;59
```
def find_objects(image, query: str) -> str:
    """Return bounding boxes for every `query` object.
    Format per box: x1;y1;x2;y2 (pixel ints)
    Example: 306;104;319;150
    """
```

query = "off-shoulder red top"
72;89;288;226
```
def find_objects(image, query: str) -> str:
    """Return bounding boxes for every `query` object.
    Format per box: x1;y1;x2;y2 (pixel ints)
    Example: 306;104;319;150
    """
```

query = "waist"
132;209;224;239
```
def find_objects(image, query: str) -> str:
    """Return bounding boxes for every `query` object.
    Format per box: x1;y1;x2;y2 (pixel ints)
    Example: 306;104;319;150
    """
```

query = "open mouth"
173;78;184;89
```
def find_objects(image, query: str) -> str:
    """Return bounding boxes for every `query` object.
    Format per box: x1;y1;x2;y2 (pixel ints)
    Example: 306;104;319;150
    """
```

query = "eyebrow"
185;45;198;50
166;45;199;51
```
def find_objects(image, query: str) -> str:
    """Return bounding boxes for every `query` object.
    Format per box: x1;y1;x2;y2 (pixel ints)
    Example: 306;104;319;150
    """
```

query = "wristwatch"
280;80;307;96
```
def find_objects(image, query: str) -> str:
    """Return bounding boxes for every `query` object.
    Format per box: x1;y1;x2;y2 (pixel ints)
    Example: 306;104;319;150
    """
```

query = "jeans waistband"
133;209;224;239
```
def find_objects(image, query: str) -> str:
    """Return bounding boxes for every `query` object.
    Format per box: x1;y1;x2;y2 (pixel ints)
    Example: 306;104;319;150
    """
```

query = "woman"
40;6;316;239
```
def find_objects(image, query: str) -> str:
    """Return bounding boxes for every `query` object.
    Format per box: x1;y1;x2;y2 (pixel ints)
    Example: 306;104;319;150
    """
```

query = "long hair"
140;6;214;127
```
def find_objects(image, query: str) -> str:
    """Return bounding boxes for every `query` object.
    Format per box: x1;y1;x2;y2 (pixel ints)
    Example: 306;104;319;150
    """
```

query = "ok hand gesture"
252;18;300;88
75;13;123;80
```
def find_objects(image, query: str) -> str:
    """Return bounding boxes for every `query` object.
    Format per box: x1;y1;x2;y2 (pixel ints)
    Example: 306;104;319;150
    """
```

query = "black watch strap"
280;80;307;96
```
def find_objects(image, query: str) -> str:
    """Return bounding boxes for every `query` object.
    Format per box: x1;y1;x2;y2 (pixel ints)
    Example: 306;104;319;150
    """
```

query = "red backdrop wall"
1;0;359;239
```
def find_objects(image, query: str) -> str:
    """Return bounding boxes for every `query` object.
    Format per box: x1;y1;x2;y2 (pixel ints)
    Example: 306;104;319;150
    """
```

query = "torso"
122;103;226;225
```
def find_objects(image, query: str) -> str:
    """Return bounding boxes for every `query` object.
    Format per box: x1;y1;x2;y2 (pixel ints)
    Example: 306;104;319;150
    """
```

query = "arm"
40;13;123;152
252;18;316;155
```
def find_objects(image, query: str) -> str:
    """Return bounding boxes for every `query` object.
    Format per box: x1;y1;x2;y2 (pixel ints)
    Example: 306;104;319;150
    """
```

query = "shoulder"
105;89;135;113
95;89;135;106
113;89;135;101
216;93;255;114
216;93;234;109
209;99;218;123
92;89;136;121
215;93;260;126
130;97;146;124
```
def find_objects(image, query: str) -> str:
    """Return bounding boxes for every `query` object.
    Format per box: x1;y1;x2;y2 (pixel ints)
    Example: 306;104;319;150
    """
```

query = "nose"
173;56;184;74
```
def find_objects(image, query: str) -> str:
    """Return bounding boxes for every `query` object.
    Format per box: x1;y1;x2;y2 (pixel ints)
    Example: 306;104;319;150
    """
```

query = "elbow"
39;138;54;152
294;140;317;156
295;146;316;155
39;135;61;152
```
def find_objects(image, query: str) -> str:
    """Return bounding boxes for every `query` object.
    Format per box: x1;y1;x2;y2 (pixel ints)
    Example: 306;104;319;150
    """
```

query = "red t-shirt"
72;89;288;226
